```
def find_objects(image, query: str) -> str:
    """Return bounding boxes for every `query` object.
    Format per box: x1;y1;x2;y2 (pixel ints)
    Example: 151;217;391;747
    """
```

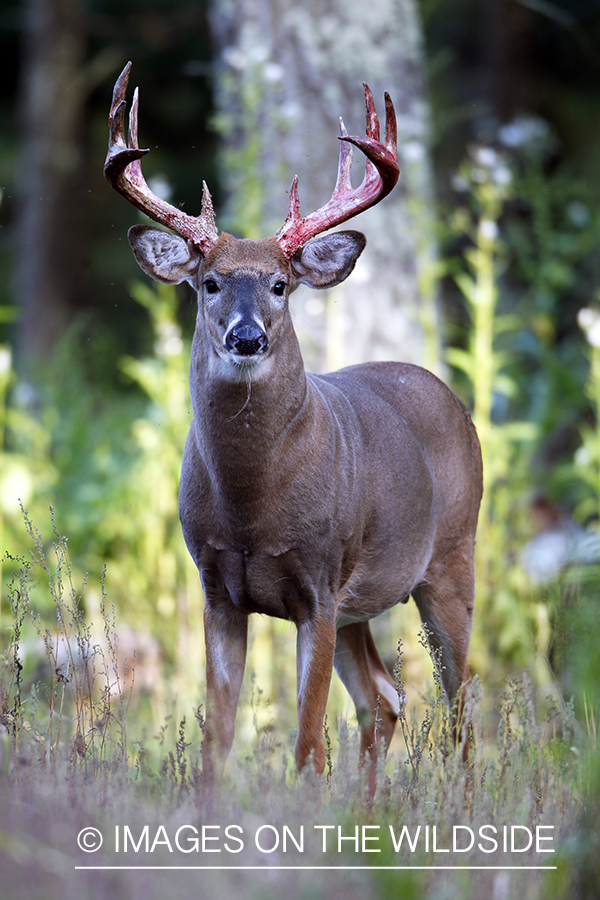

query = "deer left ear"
128;224;203;285
290;231;366;289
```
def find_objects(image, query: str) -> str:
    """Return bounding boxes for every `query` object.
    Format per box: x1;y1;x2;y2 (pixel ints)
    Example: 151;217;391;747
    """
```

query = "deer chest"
199;545;324;623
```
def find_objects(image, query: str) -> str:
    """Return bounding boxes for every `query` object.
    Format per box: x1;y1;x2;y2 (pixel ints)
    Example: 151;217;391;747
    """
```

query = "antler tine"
275;85;399;258
129;86;140;149
282;175;302;226
125;86;146;185
359;83;380;184
331;118;354;199
104;62;218;253
108;62;128;147
105;63;148;175
363;83;380;142
384;91;397;156
200;181;217;239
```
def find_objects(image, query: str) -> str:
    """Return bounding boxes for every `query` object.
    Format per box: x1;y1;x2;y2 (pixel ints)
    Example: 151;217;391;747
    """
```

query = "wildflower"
566;201;590;228
466;145;512;192
263;62;284;83
480;220;498;241
578;307;600;348
497;115;558;155
473;146;498;169
0;345;12;375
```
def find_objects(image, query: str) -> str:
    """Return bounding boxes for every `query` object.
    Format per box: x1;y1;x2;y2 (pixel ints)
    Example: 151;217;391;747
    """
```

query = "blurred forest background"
1;0;600;738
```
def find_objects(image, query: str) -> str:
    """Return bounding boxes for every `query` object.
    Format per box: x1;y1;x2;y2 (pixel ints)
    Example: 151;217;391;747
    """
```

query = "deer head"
104;63;398;377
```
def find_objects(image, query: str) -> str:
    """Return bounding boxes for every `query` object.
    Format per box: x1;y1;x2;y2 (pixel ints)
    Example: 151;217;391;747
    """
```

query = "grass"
0;516;596;900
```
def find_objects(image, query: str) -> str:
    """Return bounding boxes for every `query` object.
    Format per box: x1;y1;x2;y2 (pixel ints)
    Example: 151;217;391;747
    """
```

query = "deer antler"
275;85;399;258
104;62;218;254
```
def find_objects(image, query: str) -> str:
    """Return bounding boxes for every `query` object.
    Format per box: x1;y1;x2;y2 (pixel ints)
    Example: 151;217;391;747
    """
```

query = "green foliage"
0;541;589;896
0;282;204;727
445;148;541;683
561;306;600;525
443;131;600;697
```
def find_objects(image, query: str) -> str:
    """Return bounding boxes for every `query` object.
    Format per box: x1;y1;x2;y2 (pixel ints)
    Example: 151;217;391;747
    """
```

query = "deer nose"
225;323;268;356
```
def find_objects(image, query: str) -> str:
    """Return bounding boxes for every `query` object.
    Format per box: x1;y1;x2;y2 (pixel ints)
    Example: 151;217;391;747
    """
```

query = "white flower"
497;116;550;148
567;201;589;228
497;115;558;155
480;220;498;241
222;47;247;71
473;146;498;168
575;446;591;466
248;44;269;64
578;307;600;347
263;62;283;83
0;346;12;375
492;164;512;186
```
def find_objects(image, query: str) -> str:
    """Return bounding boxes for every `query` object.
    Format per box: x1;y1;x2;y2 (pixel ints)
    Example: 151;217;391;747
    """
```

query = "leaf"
454;272;476;305
446;346;475;380
500;421;538;442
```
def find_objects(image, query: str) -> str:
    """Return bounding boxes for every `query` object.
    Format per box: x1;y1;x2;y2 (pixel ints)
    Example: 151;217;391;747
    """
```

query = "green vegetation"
1;5;600;897
1;517;595;898
0;136;599;898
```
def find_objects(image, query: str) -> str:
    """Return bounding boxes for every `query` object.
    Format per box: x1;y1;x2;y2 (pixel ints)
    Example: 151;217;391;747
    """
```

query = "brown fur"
105;69;477;806
128;228;483;807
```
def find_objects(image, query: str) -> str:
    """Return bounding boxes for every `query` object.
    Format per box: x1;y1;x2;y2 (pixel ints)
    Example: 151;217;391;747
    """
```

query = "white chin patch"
214;352;272;383
230;352;262;366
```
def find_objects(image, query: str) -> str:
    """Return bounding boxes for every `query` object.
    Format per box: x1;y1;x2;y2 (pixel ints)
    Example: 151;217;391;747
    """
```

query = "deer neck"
190;315;309;492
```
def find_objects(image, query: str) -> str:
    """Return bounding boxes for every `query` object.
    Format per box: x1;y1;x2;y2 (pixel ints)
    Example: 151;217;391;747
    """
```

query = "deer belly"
208;547;315;621
336;564;422;626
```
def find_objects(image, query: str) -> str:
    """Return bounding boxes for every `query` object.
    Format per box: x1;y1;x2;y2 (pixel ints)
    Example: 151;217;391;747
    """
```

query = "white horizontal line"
75;865;557;871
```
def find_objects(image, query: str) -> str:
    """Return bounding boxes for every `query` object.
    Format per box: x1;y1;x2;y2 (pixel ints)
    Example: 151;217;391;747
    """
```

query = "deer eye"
272;281;286;296
204;279;219;294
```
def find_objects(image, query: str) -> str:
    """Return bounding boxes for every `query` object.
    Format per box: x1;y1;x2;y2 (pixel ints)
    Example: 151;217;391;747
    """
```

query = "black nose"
226;323;268;356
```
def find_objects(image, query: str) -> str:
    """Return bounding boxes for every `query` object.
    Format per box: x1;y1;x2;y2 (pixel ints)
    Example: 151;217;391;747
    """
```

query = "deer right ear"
290;231;366;289
128;225;203;285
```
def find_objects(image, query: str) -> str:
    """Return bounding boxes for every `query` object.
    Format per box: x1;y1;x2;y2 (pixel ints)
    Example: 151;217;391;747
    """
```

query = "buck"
105;63;482;796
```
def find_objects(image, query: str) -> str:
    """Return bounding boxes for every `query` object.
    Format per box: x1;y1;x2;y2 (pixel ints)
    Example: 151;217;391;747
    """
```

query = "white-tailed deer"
105;63;482;798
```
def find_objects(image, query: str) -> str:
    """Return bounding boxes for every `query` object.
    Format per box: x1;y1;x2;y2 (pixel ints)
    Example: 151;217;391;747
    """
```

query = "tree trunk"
14;0;87;370
209;0;441;373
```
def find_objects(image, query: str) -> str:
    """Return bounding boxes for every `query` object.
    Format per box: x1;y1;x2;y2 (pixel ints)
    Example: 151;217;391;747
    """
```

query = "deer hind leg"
411;539;475;716
334;621;400;792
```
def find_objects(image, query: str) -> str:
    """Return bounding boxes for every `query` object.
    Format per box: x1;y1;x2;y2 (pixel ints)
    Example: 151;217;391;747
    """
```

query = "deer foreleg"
202;599;248;802
295;614;336;774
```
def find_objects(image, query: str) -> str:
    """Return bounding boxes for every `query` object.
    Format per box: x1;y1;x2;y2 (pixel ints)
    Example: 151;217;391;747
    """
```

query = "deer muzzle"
225;322;269;357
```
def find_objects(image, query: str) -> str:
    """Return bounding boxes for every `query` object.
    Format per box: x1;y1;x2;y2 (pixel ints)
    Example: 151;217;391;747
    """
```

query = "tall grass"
1;509;132;774
0;515;594;900
0;130;599;898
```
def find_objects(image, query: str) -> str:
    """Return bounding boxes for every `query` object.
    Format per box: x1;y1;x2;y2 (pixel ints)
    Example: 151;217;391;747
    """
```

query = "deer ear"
128;225;203;285
290;231;366;289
